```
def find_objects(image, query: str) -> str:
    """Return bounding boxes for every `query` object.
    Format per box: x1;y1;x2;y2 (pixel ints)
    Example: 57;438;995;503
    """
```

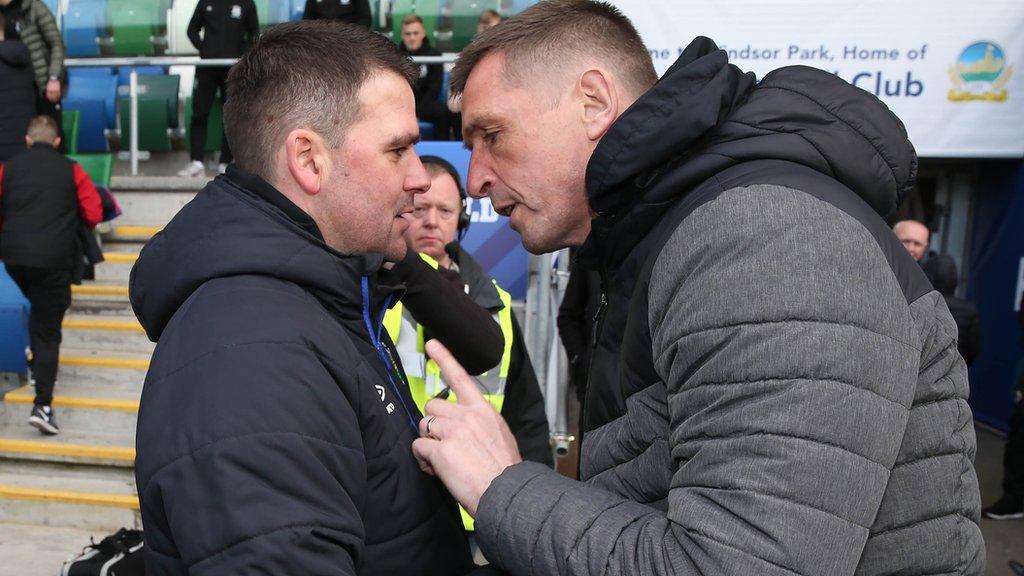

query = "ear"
284;128;328;197
24;136;32;147
52;136;62;149
578;68;618;142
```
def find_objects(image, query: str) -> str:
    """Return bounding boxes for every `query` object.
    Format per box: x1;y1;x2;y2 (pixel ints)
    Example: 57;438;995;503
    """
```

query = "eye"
483;131;500;145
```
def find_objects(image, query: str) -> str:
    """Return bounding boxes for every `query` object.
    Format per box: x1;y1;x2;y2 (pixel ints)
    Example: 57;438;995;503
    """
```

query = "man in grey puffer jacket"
410;1;985;575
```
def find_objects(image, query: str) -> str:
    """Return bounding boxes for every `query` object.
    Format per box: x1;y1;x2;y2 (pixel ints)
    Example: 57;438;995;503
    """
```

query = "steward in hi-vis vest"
384;156;552;530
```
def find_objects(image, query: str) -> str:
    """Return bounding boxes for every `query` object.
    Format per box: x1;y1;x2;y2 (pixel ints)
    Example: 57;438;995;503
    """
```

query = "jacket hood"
583;37;917;266
130;174;386;342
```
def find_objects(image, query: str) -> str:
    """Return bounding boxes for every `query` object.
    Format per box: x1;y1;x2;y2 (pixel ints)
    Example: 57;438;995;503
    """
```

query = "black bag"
62;528;145;576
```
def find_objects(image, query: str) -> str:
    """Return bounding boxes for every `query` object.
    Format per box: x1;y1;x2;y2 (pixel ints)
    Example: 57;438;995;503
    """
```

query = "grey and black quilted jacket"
474;38;984;576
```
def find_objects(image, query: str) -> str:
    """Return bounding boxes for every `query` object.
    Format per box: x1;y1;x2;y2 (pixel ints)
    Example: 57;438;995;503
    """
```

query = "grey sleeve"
475;185;919;576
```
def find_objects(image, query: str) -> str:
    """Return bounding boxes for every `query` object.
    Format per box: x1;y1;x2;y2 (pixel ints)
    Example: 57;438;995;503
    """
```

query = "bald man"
894;219;930;262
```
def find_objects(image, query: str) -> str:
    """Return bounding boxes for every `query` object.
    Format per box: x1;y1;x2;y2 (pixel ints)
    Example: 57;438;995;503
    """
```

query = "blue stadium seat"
63;74;118;151
290;0;305;20
68;67;116;81
63;0;107;57
117;66;166;86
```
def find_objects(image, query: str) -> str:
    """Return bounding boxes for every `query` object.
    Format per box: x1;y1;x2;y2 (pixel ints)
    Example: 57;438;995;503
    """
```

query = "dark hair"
224;20;417;180
451;0;656;97
401;14;424;27
27;115;59;143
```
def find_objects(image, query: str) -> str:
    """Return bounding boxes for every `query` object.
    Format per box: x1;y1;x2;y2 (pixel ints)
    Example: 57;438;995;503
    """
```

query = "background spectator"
400;14;453;140
0;10;36;162
556;256;601;409
477;9;501;34
179;0;259;178
893;219;931;262
303;0;370;27
0;0;63;147
0;115;102;436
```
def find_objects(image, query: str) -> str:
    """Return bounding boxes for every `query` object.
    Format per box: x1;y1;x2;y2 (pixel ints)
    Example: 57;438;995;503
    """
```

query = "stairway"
0;179;201;535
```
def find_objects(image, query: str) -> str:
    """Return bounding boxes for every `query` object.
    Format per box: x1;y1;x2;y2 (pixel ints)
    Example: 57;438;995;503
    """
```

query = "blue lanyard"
361;276;418;432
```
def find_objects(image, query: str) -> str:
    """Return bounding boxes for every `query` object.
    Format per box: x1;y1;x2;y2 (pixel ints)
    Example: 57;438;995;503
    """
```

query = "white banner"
610;0;1024;158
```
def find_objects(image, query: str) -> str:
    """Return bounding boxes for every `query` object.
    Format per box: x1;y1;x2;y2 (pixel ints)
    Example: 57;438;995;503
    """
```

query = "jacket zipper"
579;271;609;448
361;276;418;432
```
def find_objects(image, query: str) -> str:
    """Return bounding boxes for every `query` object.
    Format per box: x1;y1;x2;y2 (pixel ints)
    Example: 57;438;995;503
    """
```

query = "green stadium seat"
107;0;166;55
118;75;180;152
391;0;439;45
63;109;81;155
184;95;225;154
450;0;499;51
67;153;114;188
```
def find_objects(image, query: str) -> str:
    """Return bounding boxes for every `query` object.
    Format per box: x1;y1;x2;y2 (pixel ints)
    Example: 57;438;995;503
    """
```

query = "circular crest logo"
949;41;1013;102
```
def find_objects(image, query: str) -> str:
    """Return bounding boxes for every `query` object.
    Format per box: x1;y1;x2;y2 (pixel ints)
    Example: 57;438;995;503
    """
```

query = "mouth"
493;202;517;219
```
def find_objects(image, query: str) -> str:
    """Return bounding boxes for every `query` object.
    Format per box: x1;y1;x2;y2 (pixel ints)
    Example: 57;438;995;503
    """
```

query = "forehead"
347;72;417;134
418;173;461;205
402;22;424;32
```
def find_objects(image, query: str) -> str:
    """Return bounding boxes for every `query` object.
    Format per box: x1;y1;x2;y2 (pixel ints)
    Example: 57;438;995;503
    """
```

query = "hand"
45;79;61;103
412;340;521;516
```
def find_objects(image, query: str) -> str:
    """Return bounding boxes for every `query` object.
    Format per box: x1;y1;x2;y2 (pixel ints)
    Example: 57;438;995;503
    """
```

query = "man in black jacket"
0;11;36;162
400;14;452;140
303;0;371;27
1;115;102;435
921;254;981;365
131;22;473;574
179;0;258;178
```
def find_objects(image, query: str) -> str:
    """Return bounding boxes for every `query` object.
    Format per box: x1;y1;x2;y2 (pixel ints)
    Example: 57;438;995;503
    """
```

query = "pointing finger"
425;339;486;406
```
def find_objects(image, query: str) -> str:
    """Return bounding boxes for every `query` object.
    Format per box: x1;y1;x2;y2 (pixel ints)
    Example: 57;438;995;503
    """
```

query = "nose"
467;151;494;199
406;154;432;195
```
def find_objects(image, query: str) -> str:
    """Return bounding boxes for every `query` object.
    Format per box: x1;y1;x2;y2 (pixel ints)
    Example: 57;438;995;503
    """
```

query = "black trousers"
1005;395;1024;499
190;67;232;164
6;265;72;406
37;90;64;152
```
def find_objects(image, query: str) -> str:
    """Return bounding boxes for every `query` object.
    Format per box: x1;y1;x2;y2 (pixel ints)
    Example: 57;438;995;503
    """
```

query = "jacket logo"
374;384;396;414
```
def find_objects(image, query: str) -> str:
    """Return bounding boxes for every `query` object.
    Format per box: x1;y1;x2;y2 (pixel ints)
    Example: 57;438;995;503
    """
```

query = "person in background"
389;155;551;465
400;14;453;140
983;289;1024;521
0;115;102;435
893;219;930;262
303;0;371;27
476;9;501;34
921;254;981;366
0;10;37;162
556;255;600;422
0;0;63;146
179;0;259;178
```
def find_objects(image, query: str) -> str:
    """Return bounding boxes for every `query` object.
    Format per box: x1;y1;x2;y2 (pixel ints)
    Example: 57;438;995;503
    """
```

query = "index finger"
424;339;486;406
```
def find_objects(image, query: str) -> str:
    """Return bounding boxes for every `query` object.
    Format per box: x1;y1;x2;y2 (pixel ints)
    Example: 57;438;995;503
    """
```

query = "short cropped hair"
224;20;417;180
27;115;59;143
478;9;501;24
401;14;423;27
451;0;656;98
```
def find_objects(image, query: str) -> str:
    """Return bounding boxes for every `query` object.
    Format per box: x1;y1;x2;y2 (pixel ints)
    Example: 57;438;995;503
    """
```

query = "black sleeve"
557;264;590;362
383;251;504;375
419;62;442;104
187;1;205;52
355;0;372;27
501;317;553;466
303;0;315;19
961;303;982;367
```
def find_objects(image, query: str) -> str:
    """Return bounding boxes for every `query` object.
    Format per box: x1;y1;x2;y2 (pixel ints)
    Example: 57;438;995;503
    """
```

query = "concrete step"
0;470;138;531
0;521;116;576
71;281;129;299
1;385;139;436
61;316;153;354
104;225;161;243
105;190;196;228
0;428;134;470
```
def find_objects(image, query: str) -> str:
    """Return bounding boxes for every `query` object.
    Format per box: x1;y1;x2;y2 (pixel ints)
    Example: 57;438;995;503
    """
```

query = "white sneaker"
217;163;228;175
177;160;206;178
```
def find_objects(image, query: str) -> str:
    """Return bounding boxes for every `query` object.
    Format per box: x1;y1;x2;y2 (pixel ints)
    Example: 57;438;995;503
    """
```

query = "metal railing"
64;55;458;175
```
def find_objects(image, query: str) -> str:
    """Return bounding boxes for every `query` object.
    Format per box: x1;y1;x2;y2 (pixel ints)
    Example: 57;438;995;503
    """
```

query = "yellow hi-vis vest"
383;252;514;531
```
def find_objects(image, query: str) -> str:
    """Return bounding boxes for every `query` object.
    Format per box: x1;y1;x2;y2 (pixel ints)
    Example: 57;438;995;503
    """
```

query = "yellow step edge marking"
71;284;129;297
5;386;139;412
63;318;144;333
114;225;161;237
0;484;139;510
103;252;139;264
0;438;135;462
60;355;149;370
